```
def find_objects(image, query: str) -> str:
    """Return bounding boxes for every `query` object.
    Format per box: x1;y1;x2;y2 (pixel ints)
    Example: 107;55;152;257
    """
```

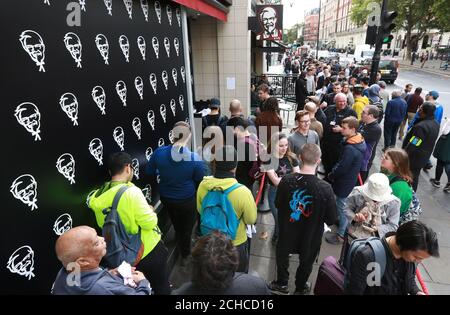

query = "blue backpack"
200;183;242;239
102;185;144;268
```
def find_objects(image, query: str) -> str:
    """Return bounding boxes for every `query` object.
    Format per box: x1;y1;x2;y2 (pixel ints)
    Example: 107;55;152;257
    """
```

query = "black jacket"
359;120;382;171
345;233;420;295
402;117;440;170
295;77;308;107
322;105;358;147
275;174;337;256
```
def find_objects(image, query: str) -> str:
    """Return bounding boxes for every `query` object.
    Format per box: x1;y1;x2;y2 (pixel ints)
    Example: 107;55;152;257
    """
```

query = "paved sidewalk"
398;59;450;78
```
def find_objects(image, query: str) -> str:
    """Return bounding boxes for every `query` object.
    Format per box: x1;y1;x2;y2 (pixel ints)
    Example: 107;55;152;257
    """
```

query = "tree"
283;23;303;45
350;0;445;60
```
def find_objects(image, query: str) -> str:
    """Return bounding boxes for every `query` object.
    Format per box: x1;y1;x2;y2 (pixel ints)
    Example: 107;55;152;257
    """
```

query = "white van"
354;44;375;63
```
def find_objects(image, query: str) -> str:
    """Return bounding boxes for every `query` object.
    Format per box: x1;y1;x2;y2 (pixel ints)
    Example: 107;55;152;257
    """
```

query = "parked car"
351;57;399;84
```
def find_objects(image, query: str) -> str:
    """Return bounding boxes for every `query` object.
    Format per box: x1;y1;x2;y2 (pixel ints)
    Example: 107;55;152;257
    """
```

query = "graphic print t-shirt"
263;156;299;186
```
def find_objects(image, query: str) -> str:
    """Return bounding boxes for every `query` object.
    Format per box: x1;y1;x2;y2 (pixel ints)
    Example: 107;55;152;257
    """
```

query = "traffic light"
380;10;397;43
365;25;378;46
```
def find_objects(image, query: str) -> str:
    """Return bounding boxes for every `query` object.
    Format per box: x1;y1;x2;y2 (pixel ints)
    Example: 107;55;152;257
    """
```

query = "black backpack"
102;185;144;268
370;99;384;123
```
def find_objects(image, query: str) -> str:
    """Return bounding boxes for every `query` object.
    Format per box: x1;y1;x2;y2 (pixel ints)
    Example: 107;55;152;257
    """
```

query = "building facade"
304;8;319;47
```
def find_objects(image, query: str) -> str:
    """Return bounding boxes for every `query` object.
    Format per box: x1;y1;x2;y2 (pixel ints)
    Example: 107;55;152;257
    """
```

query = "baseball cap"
427;91;439;100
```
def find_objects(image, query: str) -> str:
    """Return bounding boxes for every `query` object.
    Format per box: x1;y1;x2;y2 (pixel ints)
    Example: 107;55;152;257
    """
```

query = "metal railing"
252;74;299;100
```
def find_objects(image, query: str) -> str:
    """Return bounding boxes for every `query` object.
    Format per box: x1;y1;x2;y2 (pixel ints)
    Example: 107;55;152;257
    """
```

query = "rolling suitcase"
313;255;345;295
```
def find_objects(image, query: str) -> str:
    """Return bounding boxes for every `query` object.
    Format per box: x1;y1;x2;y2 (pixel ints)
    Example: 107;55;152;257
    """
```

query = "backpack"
369;99;384;123
102;185;144;268
343;237;387;290
200;183;243;239
244;135;265;180
389;176;423;225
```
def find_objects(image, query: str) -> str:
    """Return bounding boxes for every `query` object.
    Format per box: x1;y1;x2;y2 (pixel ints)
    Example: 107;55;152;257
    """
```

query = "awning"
172;0;228;22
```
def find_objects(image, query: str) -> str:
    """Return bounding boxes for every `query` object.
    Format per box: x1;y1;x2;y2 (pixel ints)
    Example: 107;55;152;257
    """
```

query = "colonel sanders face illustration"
104;0;112;15
162;70;169;90
134;76;144;100
179;94;185;111
132;158;140;180
59;93;79;126
154;1;162;23
173;37;180;56
147;110;155;130
7;246;35;280
141;184;152;203
95;34;109;65
123;0;133;19
152;37;159;59
10;174;38;211
132;117;142;140
56;153;76;184
158;138;165;147
172;68;178;86
44;0;50;5
113;127;125;151
170;99;176;117
259;7;280;40
137;36;146;60
160;104;167;123
14;102;42;141
149;73;158;94
176;7;181;27
19;30;46;72
145;146;153;161
53;213;73;236
116;80;127;106
89;138;103;165
164;37;170;58
119;35;130;62
166;5;173;26
140;0;149;21
180;66;186;83
92;86;106;115
64;32;82;68
168;130;174;144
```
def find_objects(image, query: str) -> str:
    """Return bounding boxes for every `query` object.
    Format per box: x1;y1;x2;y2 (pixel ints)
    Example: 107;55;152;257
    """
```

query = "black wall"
0;0;187;294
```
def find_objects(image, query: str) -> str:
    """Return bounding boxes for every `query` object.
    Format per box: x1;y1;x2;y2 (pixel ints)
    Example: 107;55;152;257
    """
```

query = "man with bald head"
52;226;152;295
321;93;357;177
229;99;243;119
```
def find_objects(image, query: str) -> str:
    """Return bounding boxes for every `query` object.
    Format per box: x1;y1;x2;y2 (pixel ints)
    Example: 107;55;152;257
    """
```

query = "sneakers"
269;281;289;295
444;183;450;193
293;282;311;295
325;232;344;245
430;178;441;188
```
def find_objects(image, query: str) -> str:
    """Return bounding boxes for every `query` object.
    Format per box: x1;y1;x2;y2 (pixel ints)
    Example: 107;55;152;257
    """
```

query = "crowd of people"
50;54;448;296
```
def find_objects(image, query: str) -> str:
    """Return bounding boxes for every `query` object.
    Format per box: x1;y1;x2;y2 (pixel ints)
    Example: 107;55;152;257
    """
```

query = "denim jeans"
336;196;348;237
268;184;279;239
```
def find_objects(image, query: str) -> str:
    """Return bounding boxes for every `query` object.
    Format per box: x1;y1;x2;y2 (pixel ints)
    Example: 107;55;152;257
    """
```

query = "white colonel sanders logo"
92;86;106;115
95;34;109;65
134;76;144;100
145;147;153;161
162;71;169;90
140;0;149;21
44;0;50;5
142;184;152;202
56;153;76;184
7;246;35;280
164;37;170;58
79;0;86;11
132;158;140;180
14;102;42;141
158;138;165;147
170;99;176;116
104;0;112;15
19;30;46;72
180;66;186;83
123;0;133;19
137;36;146;60
174;38;180;57
116;80;127;106
10;174;38;211
119;35;130;62
176;7;181;27
113;127;125;151
152;37;159;59
59;93;79;126
166;5;173;26
172;68;178;86
132;117;142;140
168;130;174;144
64;32;82;68
160;104;167;123
149;73;157;94
89;138;103;165
179;94;185;111
53;213;73;236
147;110;155;130
155;1;162;23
